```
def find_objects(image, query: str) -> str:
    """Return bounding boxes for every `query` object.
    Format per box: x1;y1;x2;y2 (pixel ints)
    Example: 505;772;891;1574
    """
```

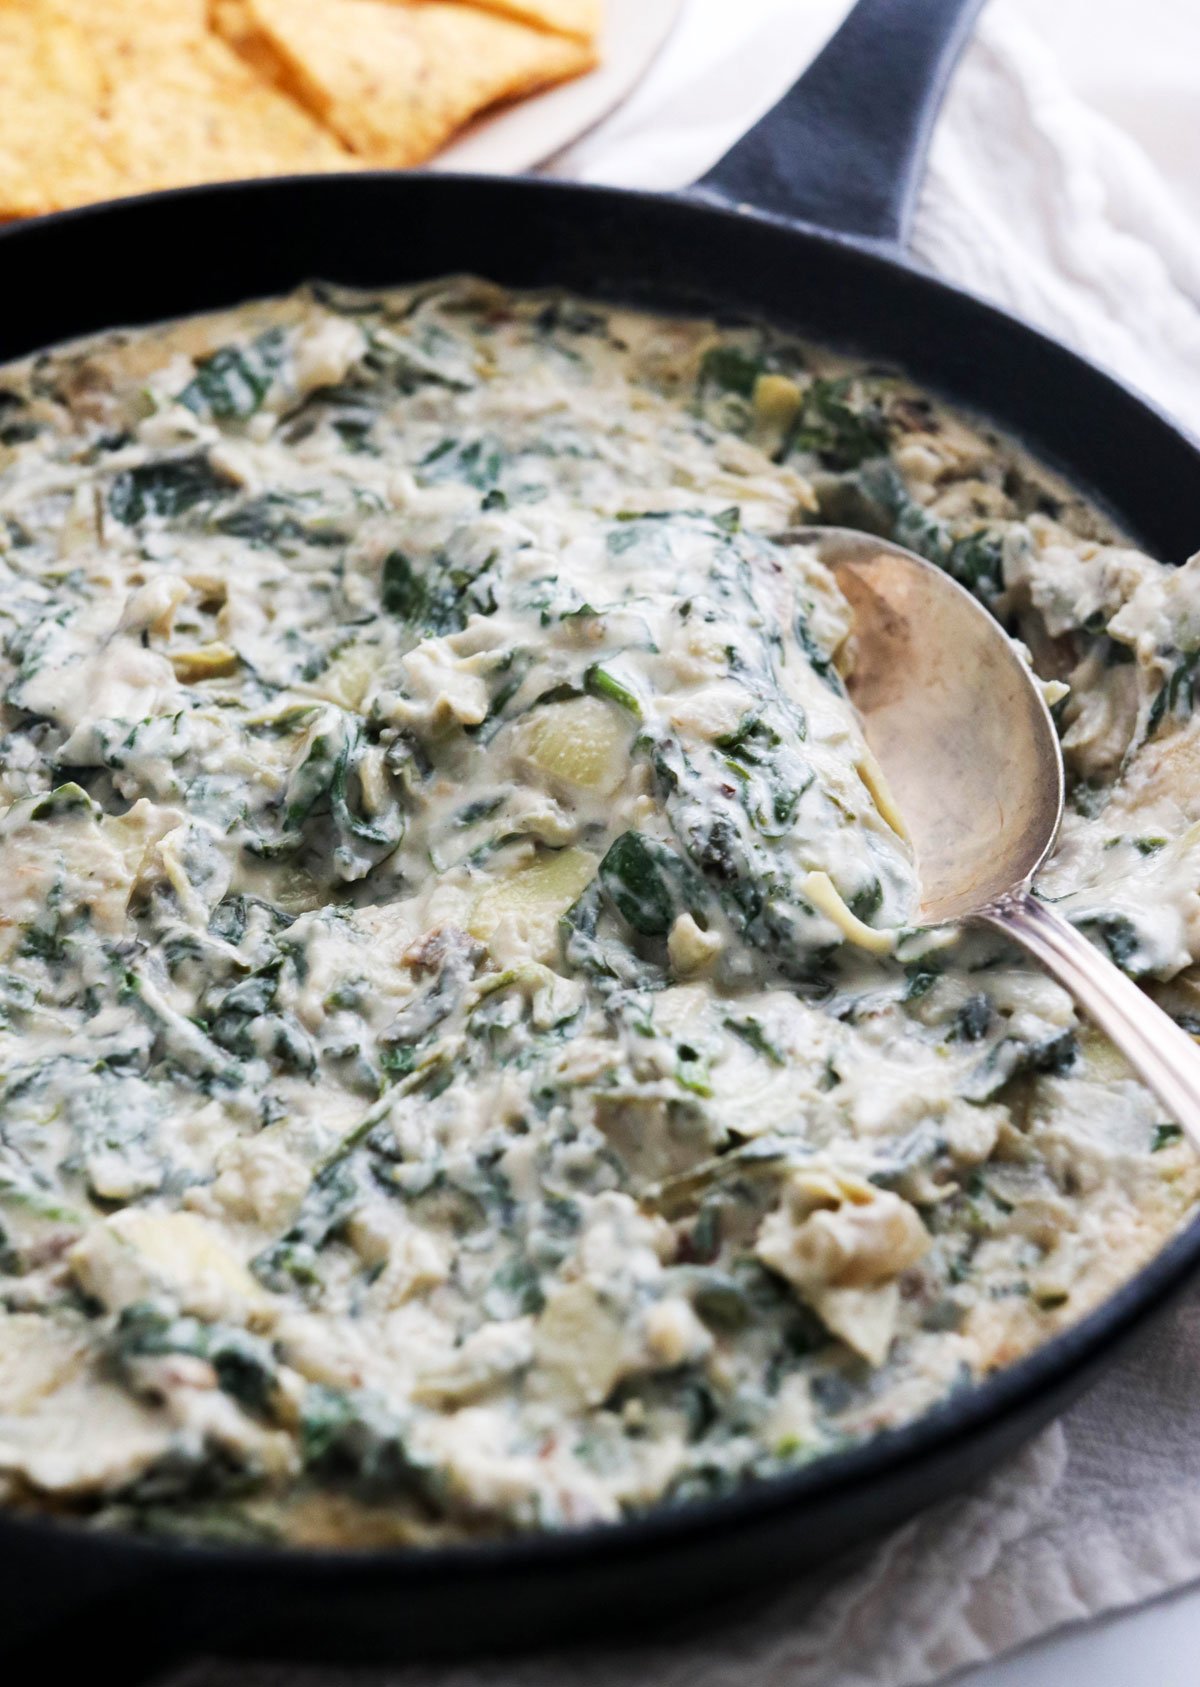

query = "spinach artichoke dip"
1;278;1199;1550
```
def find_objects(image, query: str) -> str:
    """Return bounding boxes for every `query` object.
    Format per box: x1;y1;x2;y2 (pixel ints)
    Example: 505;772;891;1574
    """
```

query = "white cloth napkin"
173;6;1200;1682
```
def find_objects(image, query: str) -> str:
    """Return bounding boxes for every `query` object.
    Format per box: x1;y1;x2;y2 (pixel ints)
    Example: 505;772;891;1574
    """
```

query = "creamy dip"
0;279;1198;1546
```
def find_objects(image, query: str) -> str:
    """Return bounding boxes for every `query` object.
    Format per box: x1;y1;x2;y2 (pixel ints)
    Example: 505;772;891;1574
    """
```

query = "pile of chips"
0;0;600;218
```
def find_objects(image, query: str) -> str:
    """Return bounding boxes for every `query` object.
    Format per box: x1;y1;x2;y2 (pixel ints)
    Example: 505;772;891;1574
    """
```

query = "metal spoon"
798;526;1200;1148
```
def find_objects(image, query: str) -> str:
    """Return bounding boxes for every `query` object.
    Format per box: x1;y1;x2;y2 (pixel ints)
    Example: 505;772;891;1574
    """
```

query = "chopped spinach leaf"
177;330;285;420
109;455;235;524
599;831;691;938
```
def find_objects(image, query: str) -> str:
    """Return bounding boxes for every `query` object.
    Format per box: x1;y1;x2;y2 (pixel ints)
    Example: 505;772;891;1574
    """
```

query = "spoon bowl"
809;528;1063;923
785;525;1200;1150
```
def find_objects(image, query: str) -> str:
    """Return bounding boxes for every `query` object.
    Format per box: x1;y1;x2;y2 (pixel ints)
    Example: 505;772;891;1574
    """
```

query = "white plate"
433;0;684;176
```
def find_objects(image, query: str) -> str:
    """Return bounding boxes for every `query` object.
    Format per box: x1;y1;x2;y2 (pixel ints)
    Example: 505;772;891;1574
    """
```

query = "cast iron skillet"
3;0;1200;1670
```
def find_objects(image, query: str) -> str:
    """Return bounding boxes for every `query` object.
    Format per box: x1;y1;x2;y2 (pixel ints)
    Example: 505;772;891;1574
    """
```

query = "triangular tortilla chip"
227;0;596;168
0;0;355;218
0;2;114;216
70;0;213;51
410;0;602;45
63;0;356;186
96;31;356;195
210;0;292;84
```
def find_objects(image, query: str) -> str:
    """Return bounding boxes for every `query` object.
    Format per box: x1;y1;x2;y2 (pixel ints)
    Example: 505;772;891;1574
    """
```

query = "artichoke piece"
855;750;910;841
522;696;630;795
802;870;896;955
470;847;598;963
753;372;802;430
169;642;239;682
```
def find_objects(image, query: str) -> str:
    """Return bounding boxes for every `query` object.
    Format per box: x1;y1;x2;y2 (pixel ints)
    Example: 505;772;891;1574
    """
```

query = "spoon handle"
981;889;1200;1151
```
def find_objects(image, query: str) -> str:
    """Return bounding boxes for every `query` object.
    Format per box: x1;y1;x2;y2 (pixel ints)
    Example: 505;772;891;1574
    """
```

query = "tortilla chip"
0;0;98;96
0;2;115;216
68;0;212;51
210;0;291;84
0;0;598;221
61;0;356;184
96;31;356;195
228;0;597;168
449;0;601;44
0;0;355;218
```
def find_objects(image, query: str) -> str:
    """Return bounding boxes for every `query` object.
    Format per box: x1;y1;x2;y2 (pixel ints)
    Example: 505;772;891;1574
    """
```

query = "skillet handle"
696;0;986;251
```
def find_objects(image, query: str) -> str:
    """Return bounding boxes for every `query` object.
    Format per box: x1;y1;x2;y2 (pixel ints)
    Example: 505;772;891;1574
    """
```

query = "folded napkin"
173;6;1200;1682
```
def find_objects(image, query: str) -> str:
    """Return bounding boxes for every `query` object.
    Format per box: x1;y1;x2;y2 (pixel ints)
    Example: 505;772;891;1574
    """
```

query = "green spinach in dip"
0;279;1197;1546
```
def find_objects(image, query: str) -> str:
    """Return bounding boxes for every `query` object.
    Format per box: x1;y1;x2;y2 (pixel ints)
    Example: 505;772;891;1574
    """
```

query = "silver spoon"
797;526;1200;1149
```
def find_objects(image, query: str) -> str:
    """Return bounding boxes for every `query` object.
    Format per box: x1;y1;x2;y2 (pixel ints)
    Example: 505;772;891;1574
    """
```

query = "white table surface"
964;1579;1200;1686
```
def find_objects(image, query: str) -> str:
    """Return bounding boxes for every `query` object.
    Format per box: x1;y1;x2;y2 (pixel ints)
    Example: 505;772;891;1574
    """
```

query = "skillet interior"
3;171;1200;1669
